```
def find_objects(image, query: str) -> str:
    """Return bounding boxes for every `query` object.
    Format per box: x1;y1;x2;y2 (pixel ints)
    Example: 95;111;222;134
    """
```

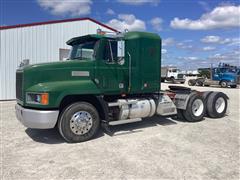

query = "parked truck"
161;66;185;83
188;63;240;88
15;31;229;143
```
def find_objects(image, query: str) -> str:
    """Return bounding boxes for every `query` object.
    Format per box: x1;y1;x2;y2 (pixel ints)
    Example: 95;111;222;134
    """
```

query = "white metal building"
0;18;116;100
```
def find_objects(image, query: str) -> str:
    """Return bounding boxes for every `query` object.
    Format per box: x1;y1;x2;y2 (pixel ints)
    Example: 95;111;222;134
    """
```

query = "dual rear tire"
205;92;228;118
177;92;228;122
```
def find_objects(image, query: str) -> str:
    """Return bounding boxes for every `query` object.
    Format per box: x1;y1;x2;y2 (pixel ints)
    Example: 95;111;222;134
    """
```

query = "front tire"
58;102;100;143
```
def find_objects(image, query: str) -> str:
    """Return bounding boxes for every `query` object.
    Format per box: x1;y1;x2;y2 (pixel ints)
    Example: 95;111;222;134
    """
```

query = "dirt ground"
0;83;239;180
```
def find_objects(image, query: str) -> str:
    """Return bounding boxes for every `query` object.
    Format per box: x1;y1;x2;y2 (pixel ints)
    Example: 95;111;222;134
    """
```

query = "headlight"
26;93;49;105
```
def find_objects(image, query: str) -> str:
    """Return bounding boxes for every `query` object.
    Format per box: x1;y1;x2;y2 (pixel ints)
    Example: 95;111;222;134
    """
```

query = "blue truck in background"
188;63;240;88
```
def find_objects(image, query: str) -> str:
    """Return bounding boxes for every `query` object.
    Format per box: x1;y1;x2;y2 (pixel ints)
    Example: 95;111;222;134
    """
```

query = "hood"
22;60;95;90
23;60;93;71
222;72;237;77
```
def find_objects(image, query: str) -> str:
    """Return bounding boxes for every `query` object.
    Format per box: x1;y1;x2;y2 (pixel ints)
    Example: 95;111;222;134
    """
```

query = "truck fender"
95;96;109;122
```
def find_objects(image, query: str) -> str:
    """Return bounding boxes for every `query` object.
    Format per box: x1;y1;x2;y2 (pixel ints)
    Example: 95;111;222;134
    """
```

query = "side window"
103;40;117;63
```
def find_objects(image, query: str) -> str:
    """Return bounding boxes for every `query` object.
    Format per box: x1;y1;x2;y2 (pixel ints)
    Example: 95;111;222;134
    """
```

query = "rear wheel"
206;92;228;118
220;80;228;88
196;80;203;86
188;79;196;86
58;102;100;143
182;94;206;122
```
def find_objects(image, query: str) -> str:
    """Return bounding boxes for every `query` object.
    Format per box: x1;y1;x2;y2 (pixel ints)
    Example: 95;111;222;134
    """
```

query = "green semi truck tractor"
15;31;229;143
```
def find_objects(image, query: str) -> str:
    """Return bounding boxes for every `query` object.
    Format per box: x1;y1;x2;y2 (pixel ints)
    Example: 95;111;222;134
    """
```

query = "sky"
0;0;240;70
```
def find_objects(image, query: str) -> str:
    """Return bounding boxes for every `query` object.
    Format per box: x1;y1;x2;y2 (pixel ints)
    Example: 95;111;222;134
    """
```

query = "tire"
202;91;213;116
230;85;237;88
220;80;228;88
206;92;228;118
196;80;203;86
188;79;196;86
58;102;100;143
182;94;206;122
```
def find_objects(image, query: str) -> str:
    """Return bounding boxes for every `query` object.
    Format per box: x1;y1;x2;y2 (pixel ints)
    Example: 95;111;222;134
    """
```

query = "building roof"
0;17;117;32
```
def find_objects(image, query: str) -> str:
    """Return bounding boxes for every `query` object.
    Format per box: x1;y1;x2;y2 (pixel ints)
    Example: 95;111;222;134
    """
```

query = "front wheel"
58;102;100;143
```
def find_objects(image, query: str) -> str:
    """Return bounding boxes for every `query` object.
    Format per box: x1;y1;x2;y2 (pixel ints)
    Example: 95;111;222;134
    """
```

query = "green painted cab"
16;31;161;109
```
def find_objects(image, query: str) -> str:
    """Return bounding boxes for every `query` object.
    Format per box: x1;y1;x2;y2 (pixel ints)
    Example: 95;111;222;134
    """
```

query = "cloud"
178;56;199;61
162;38;175;46
176;42;193;50
202;46;216;51
37;0;92;16
161;49;167;54
170;5;240;30
106;8;115;15
117;0;160;6
201;36;221;43
106;14;146;32
208;49;240;65
150;17;163;31
198;1;210;11
201;36;240;45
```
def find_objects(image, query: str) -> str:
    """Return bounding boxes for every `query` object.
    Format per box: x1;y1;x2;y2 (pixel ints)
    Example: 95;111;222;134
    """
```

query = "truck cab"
210;65;239;88
15;31;164;142
161;66;185;83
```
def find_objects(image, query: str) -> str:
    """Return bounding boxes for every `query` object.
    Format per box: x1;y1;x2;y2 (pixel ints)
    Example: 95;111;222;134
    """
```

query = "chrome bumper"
15;104;59;129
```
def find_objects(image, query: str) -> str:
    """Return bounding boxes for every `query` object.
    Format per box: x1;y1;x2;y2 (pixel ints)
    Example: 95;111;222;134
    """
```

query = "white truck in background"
161;66;185;84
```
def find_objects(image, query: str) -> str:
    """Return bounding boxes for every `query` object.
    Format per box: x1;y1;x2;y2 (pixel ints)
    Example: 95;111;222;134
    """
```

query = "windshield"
69;40;100;60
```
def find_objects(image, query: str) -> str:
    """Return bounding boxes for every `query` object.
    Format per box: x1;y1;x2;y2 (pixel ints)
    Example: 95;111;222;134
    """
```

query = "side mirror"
117;40;125;58
117;40;125;65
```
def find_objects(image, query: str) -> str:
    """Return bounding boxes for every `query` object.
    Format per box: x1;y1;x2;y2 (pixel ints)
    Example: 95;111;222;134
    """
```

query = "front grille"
16;72;23;100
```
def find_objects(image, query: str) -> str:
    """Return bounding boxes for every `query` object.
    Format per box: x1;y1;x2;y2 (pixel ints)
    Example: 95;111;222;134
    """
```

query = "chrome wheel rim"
192;99;204;117
215;97;225;113
70;111;93;135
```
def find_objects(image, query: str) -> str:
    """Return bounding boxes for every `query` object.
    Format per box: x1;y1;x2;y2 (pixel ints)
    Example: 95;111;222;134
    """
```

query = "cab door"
95;39;127;94
212;68;221;81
